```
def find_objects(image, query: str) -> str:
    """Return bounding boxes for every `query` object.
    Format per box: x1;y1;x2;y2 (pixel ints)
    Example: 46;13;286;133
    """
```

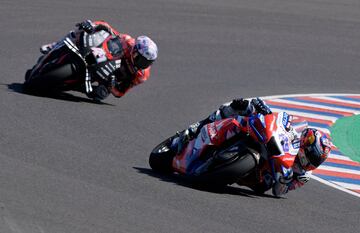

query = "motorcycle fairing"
172;111;304;183
82;30;110;52
172;118;242;174
272;153;296;169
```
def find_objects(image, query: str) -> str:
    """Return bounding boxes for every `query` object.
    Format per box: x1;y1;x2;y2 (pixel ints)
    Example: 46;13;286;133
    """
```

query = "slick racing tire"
24;64;74;93
149;135;177;173
200;146;257;187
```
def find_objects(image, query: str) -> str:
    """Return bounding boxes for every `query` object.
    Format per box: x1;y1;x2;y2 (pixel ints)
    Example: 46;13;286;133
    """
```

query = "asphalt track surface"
0;0;359;232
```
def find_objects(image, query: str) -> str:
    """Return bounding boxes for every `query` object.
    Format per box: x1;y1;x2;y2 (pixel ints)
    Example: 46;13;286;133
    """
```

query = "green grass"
330;115;360;163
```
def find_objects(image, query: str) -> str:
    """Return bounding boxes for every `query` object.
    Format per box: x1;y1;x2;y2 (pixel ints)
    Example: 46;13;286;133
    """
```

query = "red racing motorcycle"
149;111;307;194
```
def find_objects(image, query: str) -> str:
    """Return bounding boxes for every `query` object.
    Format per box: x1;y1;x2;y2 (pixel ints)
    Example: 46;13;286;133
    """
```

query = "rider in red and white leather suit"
40;20;158;100
176;98;332;197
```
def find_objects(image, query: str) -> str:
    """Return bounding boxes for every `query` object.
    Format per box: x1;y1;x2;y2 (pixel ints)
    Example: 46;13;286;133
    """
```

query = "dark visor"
304;143;323;167
134;53;153;70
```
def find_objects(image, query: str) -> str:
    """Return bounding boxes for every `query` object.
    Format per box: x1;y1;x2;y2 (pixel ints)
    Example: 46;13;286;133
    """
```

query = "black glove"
76;20;95;33
251;98;272;115
87;84;109;101
230;98;250;111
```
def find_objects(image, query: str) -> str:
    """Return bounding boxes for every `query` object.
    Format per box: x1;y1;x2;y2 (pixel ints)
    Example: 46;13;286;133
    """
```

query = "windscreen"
107;37;123;56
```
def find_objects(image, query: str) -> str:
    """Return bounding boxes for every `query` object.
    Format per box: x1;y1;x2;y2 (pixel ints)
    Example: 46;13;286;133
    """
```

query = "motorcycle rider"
270;127;331;196
176;98;332;197
39;20;158;101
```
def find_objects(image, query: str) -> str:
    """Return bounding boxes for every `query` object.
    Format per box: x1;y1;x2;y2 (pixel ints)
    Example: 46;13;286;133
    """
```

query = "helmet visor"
305;148;322;167
304;142;324;168
133;51;153;69
298;149;315;171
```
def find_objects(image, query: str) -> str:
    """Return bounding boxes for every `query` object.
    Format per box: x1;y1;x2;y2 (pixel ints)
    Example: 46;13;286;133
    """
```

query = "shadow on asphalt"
134;167;277;199
5;83;114;106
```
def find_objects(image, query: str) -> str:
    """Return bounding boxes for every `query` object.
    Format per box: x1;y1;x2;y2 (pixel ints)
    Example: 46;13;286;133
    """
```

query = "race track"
0;0;359;232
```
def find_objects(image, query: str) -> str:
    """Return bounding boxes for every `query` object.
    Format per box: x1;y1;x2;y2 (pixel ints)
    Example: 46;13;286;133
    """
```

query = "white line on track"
317;165;360;175
259;93;360;100
270;108;338;122
315;96;360;106
331;181;360;190
328;153;353;161
269;98;360;114
310;175;360;198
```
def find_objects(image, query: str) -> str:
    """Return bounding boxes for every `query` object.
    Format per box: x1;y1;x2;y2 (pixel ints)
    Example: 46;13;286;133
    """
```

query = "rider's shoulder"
93;20;122;36
120;34;135;43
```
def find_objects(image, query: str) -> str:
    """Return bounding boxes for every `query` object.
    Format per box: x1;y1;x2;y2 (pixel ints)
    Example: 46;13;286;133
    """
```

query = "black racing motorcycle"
24;27;123;97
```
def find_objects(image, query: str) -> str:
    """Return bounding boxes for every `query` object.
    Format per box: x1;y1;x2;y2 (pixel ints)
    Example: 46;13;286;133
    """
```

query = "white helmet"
132;36;158;69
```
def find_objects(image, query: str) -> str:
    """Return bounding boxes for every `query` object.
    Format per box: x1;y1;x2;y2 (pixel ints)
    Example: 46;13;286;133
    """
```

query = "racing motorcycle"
149;111;307;194
24;26;122;96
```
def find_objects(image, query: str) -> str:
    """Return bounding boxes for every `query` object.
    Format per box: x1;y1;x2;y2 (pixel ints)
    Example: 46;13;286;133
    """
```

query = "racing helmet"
297;128;331;171
132;36;158;70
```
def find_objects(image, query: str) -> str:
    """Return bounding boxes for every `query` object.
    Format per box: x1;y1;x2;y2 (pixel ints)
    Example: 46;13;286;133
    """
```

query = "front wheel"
24;63;75;93
199;146;258;186
149;135;178;173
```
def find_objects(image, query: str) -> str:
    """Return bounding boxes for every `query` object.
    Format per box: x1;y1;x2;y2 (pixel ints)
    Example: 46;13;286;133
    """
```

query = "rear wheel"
149;135;177;173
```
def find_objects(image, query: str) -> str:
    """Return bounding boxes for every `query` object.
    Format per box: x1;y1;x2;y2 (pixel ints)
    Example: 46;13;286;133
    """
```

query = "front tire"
200;147;258;186
149;135;177;173
24;64;74;93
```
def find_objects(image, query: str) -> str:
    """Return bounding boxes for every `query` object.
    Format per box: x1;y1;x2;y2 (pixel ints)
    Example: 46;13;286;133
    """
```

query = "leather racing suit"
178;98;311;197
39;20;152;100
81;20;151;100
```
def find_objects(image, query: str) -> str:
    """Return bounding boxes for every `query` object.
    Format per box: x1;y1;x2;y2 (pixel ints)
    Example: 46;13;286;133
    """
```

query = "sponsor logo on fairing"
279;134;290;152
292;140;300;149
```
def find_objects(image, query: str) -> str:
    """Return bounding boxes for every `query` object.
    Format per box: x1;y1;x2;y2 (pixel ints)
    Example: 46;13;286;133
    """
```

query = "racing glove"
86;84;110;101
76;20;95;33
251;98;272;115
231;98;251;111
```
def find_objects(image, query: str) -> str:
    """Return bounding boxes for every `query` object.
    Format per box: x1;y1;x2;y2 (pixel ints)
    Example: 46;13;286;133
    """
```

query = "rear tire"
149;136;177;173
